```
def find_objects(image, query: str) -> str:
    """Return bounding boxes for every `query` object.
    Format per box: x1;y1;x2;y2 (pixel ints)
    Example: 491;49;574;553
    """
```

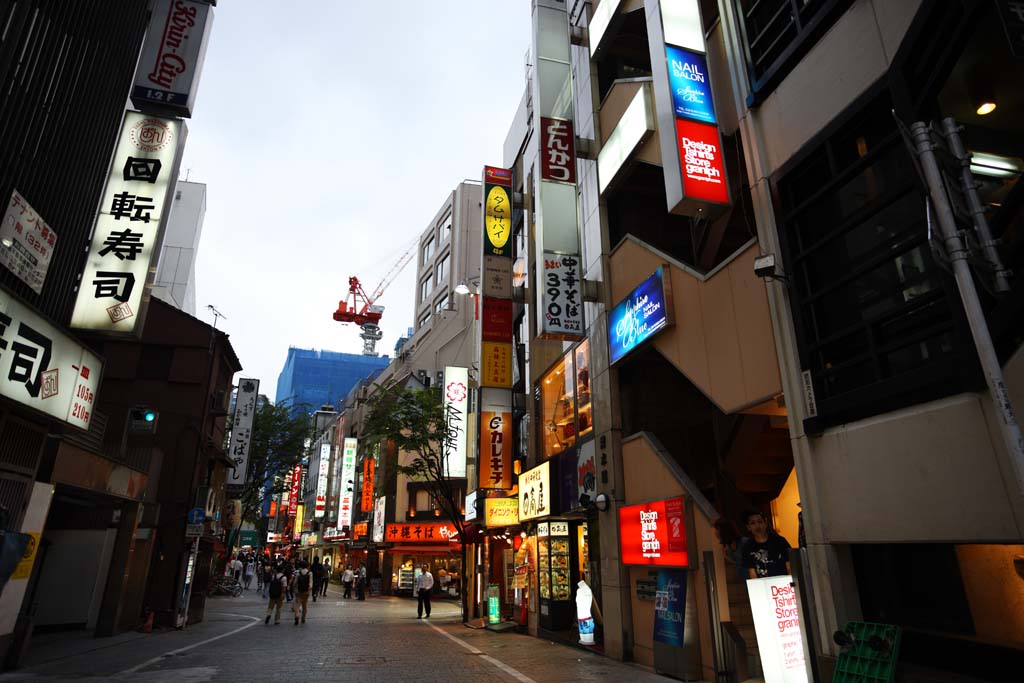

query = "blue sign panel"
608;267;671;365
666;45;716;124
653;568;687;647
187;507;206;524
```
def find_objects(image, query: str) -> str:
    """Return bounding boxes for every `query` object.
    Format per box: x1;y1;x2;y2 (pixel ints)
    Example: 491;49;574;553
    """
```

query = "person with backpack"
310;557;323;602
264;564;288;625
292;560;312;625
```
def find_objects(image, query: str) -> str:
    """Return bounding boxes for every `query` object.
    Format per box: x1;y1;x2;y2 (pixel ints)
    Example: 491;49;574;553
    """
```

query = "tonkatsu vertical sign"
226;378;259;488
71;111;186;335
131;0;214;117
646;0;729;216
532;0;585;340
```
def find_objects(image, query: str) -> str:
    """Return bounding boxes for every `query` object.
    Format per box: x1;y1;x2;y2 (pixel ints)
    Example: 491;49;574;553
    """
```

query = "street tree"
362;379;469;620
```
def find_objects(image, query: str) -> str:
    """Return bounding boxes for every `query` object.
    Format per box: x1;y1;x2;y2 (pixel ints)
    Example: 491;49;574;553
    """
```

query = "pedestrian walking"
342;565;355;599
261;557;273;598
416;564;433;619
321;560;331;597
292;560;312;625
264;565;288;625
311;557;323;602
356;563;367;601
244;558;255;590
232;554;243;582
285;560;295;602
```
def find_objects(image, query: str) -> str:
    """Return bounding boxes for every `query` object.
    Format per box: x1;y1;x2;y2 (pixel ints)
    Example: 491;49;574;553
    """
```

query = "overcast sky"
182;1;531;398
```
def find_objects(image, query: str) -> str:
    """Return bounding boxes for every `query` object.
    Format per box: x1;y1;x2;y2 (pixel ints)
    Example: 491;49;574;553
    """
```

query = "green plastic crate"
832;621;902;683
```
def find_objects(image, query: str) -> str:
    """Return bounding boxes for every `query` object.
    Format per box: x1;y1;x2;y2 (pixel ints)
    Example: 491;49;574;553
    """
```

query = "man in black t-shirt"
740;510;791;578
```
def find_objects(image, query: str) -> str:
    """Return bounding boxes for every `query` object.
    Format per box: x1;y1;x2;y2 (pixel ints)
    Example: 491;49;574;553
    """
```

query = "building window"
539;340;592;459
420;273;433;302
435;253;449;283
418;309;432;330
735;0;852;103
422;237;435;263
435;292;449;314
776;92;968;427
440;213;452;243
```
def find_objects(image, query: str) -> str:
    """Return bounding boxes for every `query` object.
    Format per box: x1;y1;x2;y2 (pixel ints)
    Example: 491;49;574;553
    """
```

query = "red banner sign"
675;119;728;205
361;458;375;513
541;117;576;184
481;297;513;343
288;464;301;517
619;497;688;566
385;523;458;544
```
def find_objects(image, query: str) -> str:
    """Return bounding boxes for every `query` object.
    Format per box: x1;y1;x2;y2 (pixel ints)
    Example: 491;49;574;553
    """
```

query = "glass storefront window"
540;340;593;458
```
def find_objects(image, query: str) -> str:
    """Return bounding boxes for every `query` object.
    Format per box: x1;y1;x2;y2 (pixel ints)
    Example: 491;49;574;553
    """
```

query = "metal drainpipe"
910;121;1024;495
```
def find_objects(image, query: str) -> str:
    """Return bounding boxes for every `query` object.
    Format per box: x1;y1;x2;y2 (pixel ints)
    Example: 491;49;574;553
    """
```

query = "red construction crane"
332;240;416;355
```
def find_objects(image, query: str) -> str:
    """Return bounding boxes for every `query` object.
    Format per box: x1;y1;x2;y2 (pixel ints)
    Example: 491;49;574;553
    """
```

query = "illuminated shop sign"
372;495;386;543
666;46;715;124
361;457;375;512
289;464;301;517
480;410;513;489
518;461;551;521
483;166;513;257
339;438;358;529
385;523;458;543
442;367;468;477
675;119;728;205
619;496;688;567
608;266;674;364
746;576;809;683
314;443;330;518
484;498;519;527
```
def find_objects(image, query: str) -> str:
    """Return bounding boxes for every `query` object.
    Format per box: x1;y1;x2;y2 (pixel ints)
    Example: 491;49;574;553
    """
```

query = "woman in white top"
244;559;256;590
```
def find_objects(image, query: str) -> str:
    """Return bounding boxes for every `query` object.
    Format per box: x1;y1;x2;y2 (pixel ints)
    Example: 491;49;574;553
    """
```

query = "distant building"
151;180;206;315
274;347;390;415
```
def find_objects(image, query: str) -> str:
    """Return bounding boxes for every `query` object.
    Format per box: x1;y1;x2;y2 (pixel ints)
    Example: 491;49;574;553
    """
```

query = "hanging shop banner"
518;461;551;521
746;575;809;683
226;378;259;489
280;470;292;515
483;166;514;257
619;496;688;567
314;443;330;518
372;495;386;543
532;1;585;341
645;0;730;217
480;297;514;342
353;521;368;540
666;46;715;124
385;523;458;543
608;266;674;365
442;367;468;477
0;191;56;294
131;0;214;117
289;463;301;517
464;491;478;521
542;253;584;338
484;498;519;527
654;568;688;646
71;111;186;335
0;287;102;431
293;504;304;541
482;255;513;298
360;457;375;512
479;410;513;489
339;437;358;529
481;341;513;388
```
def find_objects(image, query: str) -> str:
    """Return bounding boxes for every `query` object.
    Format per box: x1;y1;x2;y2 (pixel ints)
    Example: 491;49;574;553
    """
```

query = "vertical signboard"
518;461;551;521
372;495;386;543
646;0;730;217
0;191;56;294
0;288;102;430
71;112;185;334
361;457;375;512
747;576;809;683
314;443;330;518
532;1;585;341
483;166;514;257
289;463;301;517
226;378;259;489
479;409;513;489
442;367;468;477
131;0;214;117
339;437;358;529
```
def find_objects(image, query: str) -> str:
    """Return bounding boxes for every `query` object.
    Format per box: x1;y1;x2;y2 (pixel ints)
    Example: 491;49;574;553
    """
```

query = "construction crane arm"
369;238;417;303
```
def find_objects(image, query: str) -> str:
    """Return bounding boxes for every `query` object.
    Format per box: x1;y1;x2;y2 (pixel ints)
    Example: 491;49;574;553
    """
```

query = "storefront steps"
725;570;763;679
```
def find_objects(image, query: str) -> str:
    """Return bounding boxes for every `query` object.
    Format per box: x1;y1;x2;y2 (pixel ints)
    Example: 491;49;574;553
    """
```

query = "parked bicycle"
209;575;243;597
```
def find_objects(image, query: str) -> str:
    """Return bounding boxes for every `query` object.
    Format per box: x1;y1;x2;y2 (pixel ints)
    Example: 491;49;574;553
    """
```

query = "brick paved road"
0;587;675;682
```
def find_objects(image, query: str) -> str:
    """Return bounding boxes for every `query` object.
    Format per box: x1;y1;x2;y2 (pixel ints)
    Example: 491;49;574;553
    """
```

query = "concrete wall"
33;529;116;628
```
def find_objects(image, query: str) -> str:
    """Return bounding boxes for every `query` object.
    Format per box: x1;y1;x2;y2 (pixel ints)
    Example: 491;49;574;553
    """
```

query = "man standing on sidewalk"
310;557;323;602
292;560;312;625
416;564;433;619
342;565;355;599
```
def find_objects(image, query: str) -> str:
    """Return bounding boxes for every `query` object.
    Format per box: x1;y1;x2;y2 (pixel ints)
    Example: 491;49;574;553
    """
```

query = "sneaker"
265;615;270;625
294;616;299;625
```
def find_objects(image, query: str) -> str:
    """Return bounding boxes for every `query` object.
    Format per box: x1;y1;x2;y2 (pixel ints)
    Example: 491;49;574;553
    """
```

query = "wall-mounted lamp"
594;493;609;512
454;277;480;295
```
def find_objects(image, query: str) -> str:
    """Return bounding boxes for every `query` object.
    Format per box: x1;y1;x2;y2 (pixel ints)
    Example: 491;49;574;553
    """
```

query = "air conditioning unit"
435;370;444;386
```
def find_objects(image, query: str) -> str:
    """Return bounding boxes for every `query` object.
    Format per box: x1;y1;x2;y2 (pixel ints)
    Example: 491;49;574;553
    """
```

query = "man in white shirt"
342;565;355;599
416;564;434;619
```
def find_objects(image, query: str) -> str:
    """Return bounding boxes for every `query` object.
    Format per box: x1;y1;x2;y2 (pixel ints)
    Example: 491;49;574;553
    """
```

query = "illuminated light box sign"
385;523;458;543
484;498;519;527
483;166;513;257
518;460;551;521
442;367;468;477
608;266;674;365
746;576;809;683
675;119;729;205
666;46;715;124
619;496;688;566
314;443;330;518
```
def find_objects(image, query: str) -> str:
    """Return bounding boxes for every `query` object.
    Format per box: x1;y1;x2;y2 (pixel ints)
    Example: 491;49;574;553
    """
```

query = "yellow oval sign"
485;185;511;251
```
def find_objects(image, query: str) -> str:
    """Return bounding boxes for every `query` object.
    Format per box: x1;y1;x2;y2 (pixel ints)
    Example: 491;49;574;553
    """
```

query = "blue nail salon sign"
666;45;716;124
608;266;673;365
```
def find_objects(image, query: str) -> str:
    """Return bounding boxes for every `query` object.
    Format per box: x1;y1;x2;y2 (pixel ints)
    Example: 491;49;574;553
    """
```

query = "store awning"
386;545;459;556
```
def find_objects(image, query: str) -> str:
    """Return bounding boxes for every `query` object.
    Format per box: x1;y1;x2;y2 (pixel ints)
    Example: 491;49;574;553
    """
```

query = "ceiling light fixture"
976;101;997;116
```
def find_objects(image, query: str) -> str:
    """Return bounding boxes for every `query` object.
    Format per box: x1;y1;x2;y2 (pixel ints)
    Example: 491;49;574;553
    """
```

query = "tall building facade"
275;348;390;415
151;180;207;315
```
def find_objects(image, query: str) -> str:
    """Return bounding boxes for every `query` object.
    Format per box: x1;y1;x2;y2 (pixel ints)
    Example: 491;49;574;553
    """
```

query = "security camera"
753;253;778;278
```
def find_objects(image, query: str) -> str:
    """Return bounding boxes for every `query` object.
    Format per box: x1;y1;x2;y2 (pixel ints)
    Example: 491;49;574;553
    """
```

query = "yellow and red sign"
353;521;369;539
481;341;513;388
619;496;688;567
360;458;375;512
484;498;519;527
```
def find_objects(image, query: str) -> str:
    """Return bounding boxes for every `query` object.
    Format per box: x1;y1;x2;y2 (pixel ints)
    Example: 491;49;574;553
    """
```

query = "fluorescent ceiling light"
970;151;1023;178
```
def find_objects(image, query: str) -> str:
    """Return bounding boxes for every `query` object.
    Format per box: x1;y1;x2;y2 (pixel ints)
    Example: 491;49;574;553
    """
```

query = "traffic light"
128;406;159;434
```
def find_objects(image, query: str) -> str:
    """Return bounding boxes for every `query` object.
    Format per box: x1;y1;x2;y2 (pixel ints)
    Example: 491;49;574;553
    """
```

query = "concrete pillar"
94;500;140;637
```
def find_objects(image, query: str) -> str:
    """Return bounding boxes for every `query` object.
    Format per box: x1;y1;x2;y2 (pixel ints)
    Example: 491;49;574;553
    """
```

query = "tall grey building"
152;180;206;315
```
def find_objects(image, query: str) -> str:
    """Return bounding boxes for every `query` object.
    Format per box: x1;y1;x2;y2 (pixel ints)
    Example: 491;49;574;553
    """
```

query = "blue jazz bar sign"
608;266;674;365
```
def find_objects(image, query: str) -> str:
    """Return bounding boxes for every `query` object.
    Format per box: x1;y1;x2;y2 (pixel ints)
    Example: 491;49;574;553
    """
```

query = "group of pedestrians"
261;555;332;625
224;552;259;590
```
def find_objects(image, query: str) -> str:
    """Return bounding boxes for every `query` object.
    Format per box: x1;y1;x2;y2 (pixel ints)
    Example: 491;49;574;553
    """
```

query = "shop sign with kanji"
541;252;584;338
0;191;57;294
0;287;102;430
71;111;185;335
226;378;259;488
339;438;358;528
540;117;577;184
481;341;513;388
479;410;512;489
385;523;458;543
